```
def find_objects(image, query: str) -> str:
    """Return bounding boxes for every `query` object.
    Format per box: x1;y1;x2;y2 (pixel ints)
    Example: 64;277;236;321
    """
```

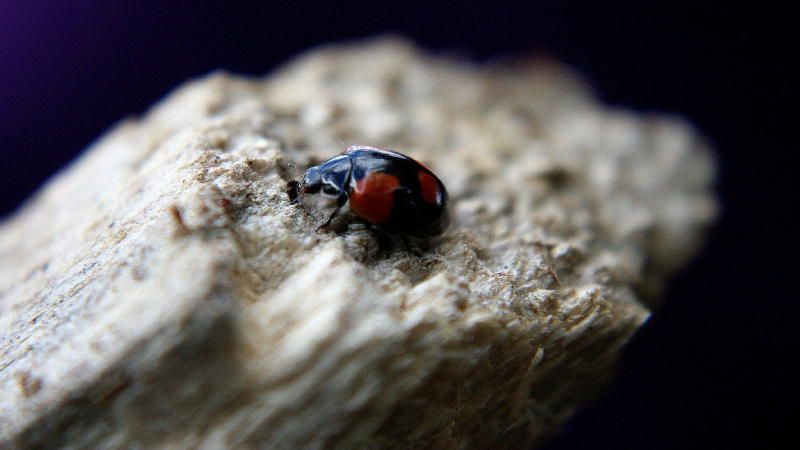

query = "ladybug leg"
317;193;348;230
317;209;339;230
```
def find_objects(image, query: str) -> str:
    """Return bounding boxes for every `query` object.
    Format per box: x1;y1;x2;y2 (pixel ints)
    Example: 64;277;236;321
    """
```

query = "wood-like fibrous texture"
0;39;716;449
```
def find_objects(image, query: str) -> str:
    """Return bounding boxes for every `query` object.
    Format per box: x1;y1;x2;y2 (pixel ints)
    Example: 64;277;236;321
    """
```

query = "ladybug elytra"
288;146;450;238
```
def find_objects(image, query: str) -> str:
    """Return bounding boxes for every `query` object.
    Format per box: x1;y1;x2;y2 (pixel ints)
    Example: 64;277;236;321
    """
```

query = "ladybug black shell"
291;146;450;238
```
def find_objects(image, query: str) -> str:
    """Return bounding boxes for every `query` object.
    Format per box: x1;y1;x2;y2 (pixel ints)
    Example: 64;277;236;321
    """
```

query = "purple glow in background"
0;2;787;449
2;1;756;216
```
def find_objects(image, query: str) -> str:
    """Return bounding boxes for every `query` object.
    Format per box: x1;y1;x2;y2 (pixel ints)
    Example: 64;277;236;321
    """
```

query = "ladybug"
288;146;450;238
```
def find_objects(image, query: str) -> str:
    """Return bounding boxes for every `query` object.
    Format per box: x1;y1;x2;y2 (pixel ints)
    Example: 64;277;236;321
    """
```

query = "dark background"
1;1;790;449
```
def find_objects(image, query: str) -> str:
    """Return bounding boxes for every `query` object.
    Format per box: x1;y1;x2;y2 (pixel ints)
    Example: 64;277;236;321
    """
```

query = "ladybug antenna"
287;160;302;179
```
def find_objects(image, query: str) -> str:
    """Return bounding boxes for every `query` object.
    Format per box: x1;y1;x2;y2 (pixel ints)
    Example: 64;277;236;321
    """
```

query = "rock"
0;38;716;448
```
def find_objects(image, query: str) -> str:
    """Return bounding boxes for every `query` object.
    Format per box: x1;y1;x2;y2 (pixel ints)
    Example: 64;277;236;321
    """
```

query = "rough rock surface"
0;39;716;448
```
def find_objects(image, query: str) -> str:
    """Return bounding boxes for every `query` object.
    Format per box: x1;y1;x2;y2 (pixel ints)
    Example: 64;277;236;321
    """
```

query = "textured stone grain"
0;39;716;448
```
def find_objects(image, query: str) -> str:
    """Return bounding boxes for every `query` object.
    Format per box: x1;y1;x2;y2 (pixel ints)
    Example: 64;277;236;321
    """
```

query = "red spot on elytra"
418;171;440;205
349;172;400;224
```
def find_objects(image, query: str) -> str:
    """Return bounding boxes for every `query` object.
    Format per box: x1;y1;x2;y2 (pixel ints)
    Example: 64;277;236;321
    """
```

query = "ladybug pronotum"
288;146;450;238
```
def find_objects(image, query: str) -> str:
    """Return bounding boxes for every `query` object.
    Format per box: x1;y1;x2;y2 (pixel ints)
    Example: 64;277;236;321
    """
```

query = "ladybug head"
288;155;351;204
287;166;321;204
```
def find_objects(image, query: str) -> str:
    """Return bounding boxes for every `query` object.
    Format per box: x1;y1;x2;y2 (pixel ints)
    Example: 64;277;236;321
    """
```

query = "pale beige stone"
0;38;716;449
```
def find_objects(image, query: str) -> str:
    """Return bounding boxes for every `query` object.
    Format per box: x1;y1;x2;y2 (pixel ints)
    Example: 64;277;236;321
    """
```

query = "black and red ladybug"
288;146;450;238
